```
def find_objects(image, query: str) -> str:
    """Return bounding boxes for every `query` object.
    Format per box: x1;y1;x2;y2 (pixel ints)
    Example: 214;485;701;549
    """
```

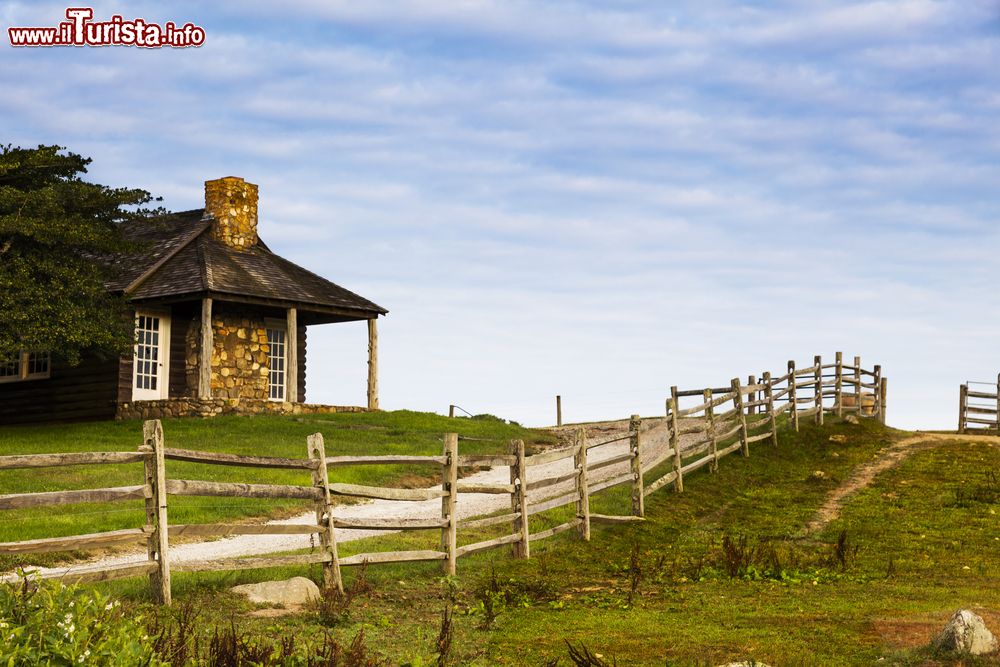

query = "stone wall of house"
185;310;271;400
117;398;368;420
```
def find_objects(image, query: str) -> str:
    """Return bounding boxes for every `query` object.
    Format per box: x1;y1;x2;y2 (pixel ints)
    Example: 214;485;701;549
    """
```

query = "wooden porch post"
198;298;212;399
367;318;379;410
286;307;298;403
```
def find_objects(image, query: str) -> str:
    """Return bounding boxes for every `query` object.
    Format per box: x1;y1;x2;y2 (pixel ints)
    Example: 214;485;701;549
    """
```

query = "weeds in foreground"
150;603;385;666
681;532;864;583
833;530;858;570
721;534;756;579
435;578;458;667
148;599;200;665
313;562;373;627
473;568;504;630
565;641;617;666
952;470;1000;507
619;543;666;607
626;544;642;607
1;577;158;666
469;567;555;627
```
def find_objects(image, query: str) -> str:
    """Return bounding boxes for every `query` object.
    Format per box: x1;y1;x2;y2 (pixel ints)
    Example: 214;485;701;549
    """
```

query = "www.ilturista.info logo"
8;7;205;48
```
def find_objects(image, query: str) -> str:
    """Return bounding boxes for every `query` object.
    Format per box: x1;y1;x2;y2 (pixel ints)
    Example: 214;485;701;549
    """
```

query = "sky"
2;1;999;429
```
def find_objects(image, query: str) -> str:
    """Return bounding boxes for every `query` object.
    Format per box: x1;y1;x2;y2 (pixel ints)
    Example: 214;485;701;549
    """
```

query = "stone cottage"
0;177;387;424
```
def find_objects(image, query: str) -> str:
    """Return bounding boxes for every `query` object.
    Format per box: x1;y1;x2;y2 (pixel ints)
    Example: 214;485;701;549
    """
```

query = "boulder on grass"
231;577;320;606
933;609;998;655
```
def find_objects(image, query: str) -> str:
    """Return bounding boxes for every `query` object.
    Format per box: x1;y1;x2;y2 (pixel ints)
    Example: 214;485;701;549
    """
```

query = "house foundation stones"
117;399;367;420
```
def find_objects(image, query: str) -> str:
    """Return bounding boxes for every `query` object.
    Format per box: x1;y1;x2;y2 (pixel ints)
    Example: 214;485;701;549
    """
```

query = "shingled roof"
109;209;386;318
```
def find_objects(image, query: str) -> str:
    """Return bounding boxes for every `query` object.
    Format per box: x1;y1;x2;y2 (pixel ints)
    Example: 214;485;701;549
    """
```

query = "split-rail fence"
958;375;1000;433
0;352;886;604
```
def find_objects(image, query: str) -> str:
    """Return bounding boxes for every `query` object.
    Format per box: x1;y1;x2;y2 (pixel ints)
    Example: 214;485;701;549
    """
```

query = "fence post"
788;360;799;432
141;420;171;605
669;387;683;492
748;375;757;415
307;433;343;593
995;373;1000;430
959;384;968;434
573;428;590;540
763;371;778;447
873;365;882;419
731;378;750;457
449;405;455;418
854;355;863;416
556;395;562;427
704;388;719;472
814;355;824;425
835;352;843;417
880;377;888;425
441;433;458;575
629;414;644;517
509;439;529;558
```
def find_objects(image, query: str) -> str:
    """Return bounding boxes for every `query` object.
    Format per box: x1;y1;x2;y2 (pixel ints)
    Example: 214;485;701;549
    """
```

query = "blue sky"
3;1;999;428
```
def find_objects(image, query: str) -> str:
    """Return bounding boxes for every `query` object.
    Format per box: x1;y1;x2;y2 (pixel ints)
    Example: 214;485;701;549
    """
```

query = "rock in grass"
231;577;320;606
933;609;998;655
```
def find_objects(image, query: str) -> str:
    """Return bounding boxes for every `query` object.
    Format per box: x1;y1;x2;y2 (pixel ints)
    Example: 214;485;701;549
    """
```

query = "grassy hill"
4;412;1000;665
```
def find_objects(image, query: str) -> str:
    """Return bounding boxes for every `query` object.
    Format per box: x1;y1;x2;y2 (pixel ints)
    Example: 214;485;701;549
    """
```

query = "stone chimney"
204;177;258;250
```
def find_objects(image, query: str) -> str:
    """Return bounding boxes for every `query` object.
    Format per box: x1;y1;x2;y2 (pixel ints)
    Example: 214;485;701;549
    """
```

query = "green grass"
7;413;1000;665
0;411;555;568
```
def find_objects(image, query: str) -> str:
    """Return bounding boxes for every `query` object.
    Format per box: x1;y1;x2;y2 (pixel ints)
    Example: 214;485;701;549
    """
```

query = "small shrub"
473;568;505;630
435;578;458;667
0;576;161;666
721;534;757;578
626;544;642;606
832;530;859;570
149;600;385;666
952;471;1000;507
470;567;553;627
885;555;897;579
311;628;385;667
679;552;710;582
618;544;665;606
565;641;616;666
208;621;278;665
470;413;521;427
314;561;373;627
148;599;201;665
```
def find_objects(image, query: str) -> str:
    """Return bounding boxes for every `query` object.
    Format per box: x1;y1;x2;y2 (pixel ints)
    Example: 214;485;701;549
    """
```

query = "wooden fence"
958;375;1000;433
0;352;886;604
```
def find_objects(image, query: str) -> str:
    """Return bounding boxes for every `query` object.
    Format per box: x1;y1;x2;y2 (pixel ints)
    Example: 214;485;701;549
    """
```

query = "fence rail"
1;352;886;605
958;375;1000;433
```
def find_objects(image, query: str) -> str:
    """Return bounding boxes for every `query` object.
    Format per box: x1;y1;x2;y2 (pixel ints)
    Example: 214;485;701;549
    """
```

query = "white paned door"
133;312;171;401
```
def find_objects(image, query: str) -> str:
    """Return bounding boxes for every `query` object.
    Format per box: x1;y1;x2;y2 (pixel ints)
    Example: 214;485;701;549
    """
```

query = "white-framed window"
0;350;51;384
266;326;287;401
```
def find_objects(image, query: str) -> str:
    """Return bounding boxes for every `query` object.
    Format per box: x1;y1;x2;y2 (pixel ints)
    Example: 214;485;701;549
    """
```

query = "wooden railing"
1;352;886;604
659;352;886;494
958;375;1000;433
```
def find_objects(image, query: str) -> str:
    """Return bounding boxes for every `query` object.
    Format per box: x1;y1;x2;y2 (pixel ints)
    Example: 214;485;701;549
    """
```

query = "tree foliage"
0;144;163;364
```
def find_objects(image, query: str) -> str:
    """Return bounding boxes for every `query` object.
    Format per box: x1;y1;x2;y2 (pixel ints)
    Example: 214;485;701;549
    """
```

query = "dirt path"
11;417;708;581
803;432;1000;534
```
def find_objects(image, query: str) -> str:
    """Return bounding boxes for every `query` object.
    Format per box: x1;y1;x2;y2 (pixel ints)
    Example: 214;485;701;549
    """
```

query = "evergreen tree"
0;144;163;364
